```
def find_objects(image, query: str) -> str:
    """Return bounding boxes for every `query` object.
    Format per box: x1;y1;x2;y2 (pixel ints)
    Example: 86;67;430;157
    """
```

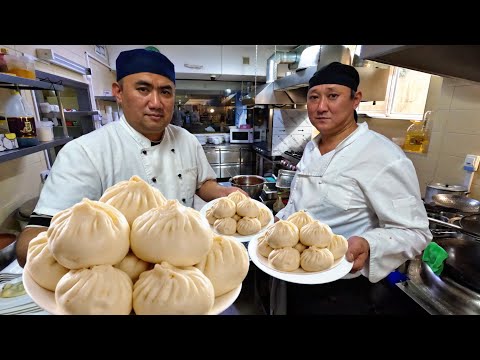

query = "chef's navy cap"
308;61;359;91
116;48;175;84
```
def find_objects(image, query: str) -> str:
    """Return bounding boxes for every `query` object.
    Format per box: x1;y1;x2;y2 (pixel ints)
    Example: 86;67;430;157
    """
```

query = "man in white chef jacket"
16;48;245;267
273;62;432;314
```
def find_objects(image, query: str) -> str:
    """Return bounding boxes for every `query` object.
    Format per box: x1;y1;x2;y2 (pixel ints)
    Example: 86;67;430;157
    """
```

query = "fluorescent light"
36;48;91;75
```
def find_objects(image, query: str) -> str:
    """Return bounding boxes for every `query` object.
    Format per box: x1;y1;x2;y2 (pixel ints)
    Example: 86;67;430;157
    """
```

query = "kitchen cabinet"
203;144;254;179
0;73;72;165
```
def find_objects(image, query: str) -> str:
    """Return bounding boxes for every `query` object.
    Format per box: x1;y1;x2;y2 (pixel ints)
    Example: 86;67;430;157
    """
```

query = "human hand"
345;236;370;273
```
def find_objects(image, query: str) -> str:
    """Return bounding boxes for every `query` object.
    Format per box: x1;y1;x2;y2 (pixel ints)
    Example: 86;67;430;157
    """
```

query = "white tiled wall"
0;45;114;228
366;74;480;200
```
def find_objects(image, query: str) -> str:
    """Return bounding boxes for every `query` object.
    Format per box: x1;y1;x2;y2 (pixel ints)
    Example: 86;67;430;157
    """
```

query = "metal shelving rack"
0;73;72;165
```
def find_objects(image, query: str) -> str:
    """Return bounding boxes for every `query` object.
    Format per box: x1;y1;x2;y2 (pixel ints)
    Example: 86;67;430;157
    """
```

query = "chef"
274;62;432;314
16;48;245;267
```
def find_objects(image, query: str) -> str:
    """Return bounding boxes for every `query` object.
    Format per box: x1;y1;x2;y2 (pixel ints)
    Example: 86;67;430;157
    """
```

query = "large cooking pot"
424;183;468;204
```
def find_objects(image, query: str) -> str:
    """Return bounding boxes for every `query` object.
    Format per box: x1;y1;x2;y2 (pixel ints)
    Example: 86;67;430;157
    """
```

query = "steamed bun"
47;198;130;269
55;265;133;315
227;190;248;205
300;247;334;272
268;247;301;272
265;220;299;249
99;175;167;226
293;242;307;254
257;207;272;227
257;233;273;258
24;231;68;291
212;197;236;218
328;234;349;260
133;262;215;315
236;198;260;218
195;235;249;296
114;251;154;283
287;210;315;231
205;207;218;225
213;217;237;235
299;220;333;247
130;199;213;266
236;217;261;236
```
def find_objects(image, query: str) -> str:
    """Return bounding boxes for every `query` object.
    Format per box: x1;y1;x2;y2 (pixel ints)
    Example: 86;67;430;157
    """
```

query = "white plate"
199;198;274;243
23;270;242;315
247;235;353;285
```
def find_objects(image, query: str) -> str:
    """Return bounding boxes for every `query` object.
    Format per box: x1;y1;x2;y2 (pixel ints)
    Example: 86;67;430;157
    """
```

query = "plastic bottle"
273;194;285;214
403;111;432;153
3;90;39;147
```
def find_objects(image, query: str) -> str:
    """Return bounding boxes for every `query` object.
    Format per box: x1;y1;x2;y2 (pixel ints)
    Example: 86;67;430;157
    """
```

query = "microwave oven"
230;128;253;143
230;128;265;143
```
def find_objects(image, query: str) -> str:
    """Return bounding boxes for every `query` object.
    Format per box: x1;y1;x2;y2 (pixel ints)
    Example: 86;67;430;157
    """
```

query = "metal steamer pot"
424;183;468;204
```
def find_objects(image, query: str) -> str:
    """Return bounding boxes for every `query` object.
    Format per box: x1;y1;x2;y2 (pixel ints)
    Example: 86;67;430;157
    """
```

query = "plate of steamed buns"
23;175;250;315
247;210;353;284
199;191;274;243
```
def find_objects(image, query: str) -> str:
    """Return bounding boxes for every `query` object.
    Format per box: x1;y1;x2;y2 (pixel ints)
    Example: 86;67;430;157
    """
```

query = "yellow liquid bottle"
404;120;428;153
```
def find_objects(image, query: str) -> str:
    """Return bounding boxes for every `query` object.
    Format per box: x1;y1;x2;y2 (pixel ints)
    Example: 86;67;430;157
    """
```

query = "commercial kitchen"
1;45;480;315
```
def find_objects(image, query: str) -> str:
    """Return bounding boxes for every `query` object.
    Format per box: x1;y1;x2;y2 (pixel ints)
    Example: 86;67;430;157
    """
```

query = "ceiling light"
36;48;91;75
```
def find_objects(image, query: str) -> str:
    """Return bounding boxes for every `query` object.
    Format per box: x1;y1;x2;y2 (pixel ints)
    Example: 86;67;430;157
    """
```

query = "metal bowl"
0;233;17;271
230;175;266;200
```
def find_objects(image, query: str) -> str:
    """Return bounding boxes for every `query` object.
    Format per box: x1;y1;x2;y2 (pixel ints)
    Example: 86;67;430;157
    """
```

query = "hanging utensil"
432;194;480;213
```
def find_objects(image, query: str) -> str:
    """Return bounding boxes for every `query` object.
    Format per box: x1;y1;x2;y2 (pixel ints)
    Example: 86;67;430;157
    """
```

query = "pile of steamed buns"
257;210;348;273
24;175;250;315
205;191;272;236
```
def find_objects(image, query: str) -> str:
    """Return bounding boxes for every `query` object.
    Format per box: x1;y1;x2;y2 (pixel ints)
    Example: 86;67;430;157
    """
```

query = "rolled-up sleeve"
194;142;216;190
360;158;432;283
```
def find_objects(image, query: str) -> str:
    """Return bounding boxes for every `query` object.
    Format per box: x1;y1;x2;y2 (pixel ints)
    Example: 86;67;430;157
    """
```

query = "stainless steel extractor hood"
245;45;389;105
360;45;480;83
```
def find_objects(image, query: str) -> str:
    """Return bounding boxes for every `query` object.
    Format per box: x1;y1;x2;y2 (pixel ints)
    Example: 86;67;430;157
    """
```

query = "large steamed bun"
236;217;261;236
99;175;167;226
227;190;247;205
257;207;272;227
300;247;334;272
299;220;333;247
47;198;130;269
265;220;299;249
213;217;237;235
55;265;133;315
195;235;249;296
328;234;349;260
287;210;315;231
236;198;260;218
130;199;213;266
114;251;154;283
24;231;68;291
133;262;215;315
268;247;301;272
212;197;236;218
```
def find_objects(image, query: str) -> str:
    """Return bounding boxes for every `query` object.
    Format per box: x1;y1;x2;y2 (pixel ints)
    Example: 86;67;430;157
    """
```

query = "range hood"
244;45;389;105
360;45;480;83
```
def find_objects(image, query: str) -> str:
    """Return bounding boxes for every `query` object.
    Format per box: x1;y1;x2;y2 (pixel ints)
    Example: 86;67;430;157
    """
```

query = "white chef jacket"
276;122;432;283
34;115;216;216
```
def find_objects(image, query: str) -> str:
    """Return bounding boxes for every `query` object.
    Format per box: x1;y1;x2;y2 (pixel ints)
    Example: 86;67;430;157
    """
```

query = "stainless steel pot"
424;183;468;204
230;175;266;200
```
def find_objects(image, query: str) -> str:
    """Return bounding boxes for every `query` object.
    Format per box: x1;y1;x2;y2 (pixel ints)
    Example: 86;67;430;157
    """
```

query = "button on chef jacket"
34;115;216;217
276;122;432;283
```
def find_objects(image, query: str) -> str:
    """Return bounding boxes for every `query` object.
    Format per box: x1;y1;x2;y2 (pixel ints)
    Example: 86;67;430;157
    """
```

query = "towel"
422;242;448;275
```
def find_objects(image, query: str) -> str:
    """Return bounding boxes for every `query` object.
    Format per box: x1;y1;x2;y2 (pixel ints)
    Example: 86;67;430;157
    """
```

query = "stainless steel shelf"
95;96;116;102
42;111;99;117
0;73;64;91
0;137;72;164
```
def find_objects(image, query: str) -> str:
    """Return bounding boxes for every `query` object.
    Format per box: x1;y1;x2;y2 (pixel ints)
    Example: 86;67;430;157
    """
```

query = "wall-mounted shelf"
0;73;64;91
41;110;100;117
95;96;116;102
0;137;72;164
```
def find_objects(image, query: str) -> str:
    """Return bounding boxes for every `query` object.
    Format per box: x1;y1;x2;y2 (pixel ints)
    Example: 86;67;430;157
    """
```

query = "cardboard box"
0;133;19;152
